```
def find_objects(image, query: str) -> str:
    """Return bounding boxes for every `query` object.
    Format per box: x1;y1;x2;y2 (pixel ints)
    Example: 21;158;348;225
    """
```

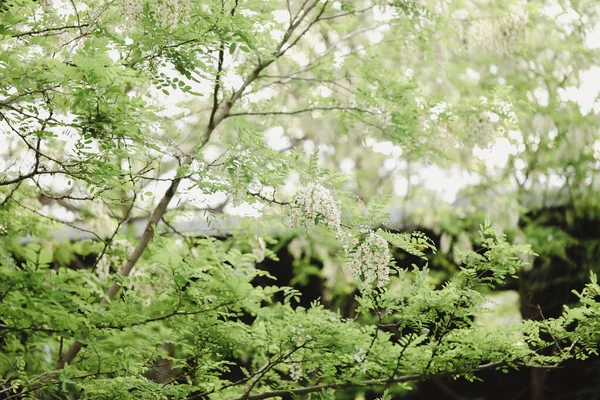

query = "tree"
0;0;599;399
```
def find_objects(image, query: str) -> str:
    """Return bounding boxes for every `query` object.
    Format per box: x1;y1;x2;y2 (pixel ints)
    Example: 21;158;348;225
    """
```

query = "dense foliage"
1;0;600;399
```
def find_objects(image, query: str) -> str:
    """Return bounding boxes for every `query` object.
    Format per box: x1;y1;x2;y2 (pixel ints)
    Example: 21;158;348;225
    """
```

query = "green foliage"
379;230;437;260
1;0;600;399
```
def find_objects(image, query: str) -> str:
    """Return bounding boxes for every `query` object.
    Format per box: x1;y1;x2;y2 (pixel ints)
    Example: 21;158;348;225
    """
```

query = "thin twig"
227;106;377;118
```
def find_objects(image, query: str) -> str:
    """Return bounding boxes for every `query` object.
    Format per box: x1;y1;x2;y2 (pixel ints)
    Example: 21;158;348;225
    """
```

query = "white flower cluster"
120;0;190;28
154;0;190;28
290;183;341;233
466;7;528;55
288;359;302;382
352;347;368;373
347;231;392;289
121;0;144;22
289;183;393;291
552;51;573;82
353;347;366;364
287;324;306;381
490;100;517;124
465;112;495;146
252;236;266;263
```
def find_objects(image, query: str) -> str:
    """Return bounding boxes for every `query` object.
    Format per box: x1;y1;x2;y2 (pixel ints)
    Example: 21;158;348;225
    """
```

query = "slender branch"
0;110;88;186
254;75;356;96
91;193;137;271
227;106;377;118
277;23;394;80
68;0;84;36
10;24;90;38
0;166;84;187
0;108;64;129
99;299;240;329
286;0;293;24
0;180;22;206
0;86;61;106
194;342;310;400
240;344;308;400
226;361;535;400
54;157;190;371
318;4;375;21
277;0;329;58
280;0;315;54
389;333;418;382
57;337;64;368
209;43;225;129
0;323;69;335
247;189;288;205
54;0;330;372
0;170;40;187
209;0;227;129
351;311;382;378
10;199;105;242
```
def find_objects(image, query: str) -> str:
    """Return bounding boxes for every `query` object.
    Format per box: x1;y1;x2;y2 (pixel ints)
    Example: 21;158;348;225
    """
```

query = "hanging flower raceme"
346;231;392;290
466;4;529;55
288;356;303;382
289;183;392;290
290;182;342;233
120;0;190;28
252;236;266;263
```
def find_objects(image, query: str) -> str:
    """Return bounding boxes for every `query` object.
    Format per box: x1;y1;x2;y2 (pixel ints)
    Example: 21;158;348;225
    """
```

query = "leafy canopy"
1;0;600;399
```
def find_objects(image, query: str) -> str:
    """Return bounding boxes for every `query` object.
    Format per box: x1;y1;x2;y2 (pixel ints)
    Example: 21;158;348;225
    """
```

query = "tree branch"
98;298;241;329
209;43;225;130
226;361;547;400
227;106;377;118
240;344;308;400
209;0;228;129
54;0;333;372
10;24;90;38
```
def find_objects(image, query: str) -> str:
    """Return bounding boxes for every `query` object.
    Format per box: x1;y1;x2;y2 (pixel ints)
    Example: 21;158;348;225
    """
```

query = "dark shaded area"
252;236;325;310
391;205;600;400
247;207;600;400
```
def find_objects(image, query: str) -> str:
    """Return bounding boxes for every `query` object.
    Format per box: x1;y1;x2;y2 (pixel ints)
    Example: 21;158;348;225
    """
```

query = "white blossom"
465;112;495;145
552;51;573;82
353;347;366;364
288;359;302;382
288;325;305;381
290;182;342;233
120;0;190;28
353;347;368;373
491;100;517;124
466;6;528;55
96;256;110;280
121;0;144;22
252;236;266;263
154;0;190;28
346;232;392;289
